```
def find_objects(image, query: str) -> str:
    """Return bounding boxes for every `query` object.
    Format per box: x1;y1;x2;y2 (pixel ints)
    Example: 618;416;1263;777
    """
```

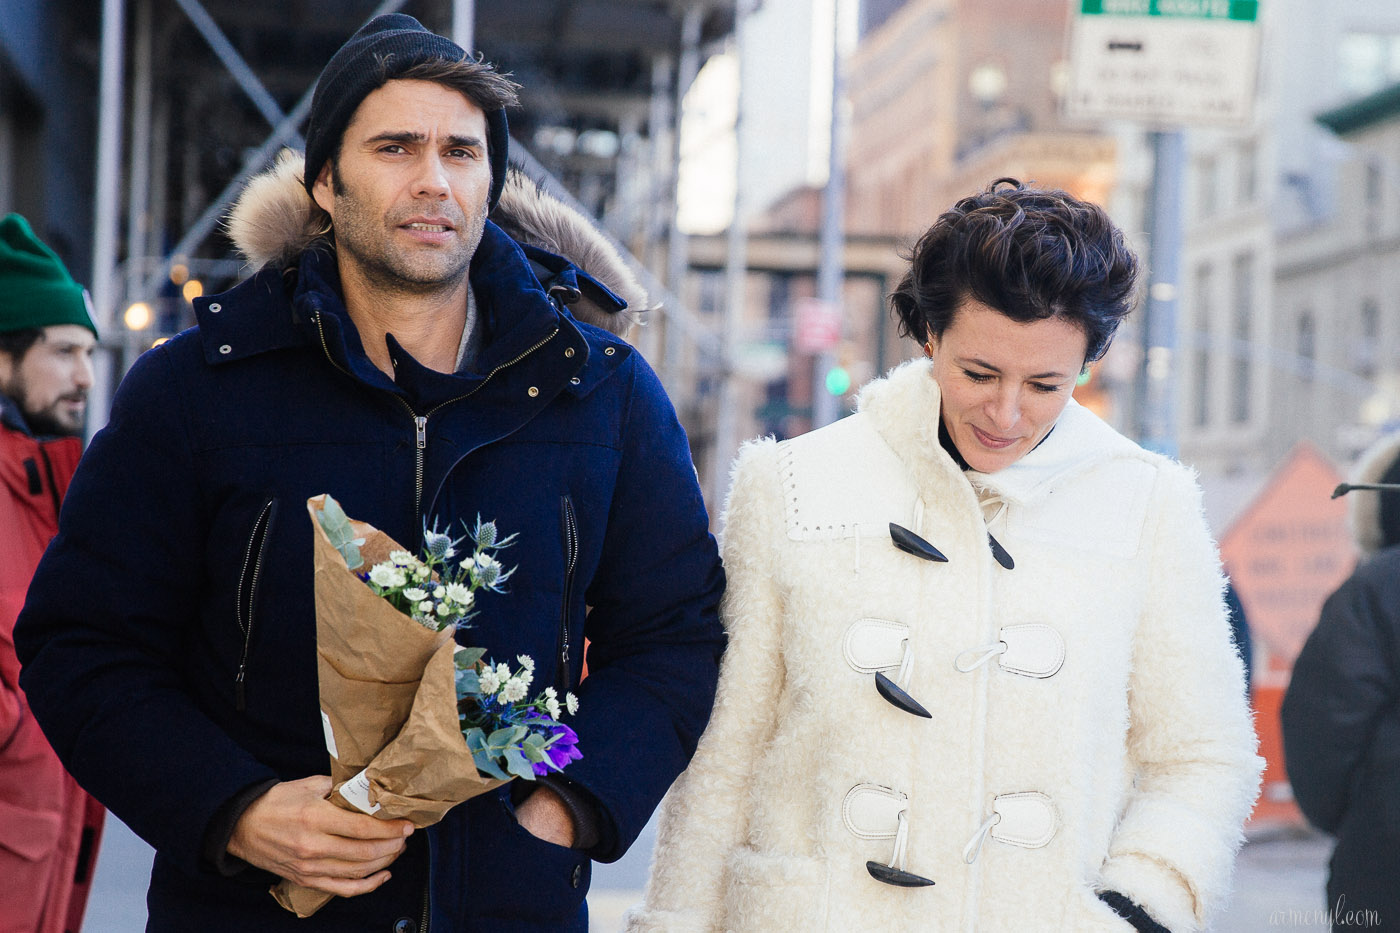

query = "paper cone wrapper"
271;497;508;918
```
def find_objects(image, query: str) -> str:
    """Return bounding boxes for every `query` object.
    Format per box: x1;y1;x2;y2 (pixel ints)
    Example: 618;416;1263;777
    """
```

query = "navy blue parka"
14;220;725;932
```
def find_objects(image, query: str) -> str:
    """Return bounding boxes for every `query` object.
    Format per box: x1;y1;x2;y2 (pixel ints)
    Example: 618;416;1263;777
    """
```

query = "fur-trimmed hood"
225;150;645;336
1347;430;1400;554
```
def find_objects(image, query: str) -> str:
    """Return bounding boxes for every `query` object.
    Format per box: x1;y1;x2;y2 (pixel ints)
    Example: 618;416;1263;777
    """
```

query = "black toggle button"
875;671;932;718
889;523;948;563
571;863;583;888
866;861;936;887
987;532;1014;569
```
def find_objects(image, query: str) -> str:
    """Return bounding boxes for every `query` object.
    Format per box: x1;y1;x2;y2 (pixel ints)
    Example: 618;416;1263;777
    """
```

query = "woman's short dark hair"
889;178;1140;363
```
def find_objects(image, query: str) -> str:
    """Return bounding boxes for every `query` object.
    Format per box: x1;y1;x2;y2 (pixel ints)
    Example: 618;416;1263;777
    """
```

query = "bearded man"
0;212;104;933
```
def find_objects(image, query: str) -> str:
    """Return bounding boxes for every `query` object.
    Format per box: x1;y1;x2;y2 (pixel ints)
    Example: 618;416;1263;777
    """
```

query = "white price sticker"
320;711;339;758
338;768;381;815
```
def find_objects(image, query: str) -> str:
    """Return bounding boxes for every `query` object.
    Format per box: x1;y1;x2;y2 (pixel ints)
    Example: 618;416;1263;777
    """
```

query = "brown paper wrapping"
271;496;508;917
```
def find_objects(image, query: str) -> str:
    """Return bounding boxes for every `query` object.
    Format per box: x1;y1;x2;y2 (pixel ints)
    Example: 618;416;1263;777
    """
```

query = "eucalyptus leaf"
316;495;364;570
455;669;480;697
503;747;536;780
472;747;510;781
455;646;487;669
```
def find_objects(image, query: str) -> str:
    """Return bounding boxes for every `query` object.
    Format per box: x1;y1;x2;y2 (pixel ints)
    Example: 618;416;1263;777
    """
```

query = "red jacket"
1;399;103;933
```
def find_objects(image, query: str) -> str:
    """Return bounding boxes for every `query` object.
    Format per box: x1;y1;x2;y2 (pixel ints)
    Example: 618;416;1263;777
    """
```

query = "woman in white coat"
626;180;1262;933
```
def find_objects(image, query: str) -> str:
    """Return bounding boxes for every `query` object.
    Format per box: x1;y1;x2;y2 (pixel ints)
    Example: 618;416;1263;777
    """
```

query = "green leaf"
454;646;487;669
316;495;364;570
521;734;549;763
503;747;536;780
472;746;511;781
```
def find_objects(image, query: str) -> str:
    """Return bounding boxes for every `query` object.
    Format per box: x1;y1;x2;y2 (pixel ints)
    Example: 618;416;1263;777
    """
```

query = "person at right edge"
626;179;1264;933
1283;430;1400;930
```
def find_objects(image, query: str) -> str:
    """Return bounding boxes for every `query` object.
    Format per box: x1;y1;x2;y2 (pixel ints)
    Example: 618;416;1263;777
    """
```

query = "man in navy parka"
14;15;724;933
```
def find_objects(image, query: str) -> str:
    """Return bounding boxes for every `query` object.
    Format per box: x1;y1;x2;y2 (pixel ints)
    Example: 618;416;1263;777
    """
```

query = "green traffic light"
825;366;852;396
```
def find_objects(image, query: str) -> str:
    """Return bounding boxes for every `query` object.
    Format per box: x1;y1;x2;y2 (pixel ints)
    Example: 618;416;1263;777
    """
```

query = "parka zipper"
235;497;278;711
557;495;580;691
419;871;431;933
313;313;559;525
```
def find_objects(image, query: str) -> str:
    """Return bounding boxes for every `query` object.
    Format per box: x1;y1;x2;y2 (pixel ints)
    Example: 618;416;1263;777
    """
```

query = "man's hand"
515;784;576;848
227;775;414;896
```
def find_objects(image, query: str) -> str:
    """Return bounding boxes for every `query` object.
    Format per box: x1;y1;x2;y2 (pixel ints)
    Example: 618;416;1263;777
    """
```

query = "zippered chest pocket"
235;497;279;711
557;494;580;692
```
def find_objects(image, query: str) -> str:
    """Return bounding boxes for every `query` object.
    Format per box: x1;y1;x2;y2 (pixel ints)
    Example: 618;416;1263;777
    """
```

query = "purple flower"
532;722;582;776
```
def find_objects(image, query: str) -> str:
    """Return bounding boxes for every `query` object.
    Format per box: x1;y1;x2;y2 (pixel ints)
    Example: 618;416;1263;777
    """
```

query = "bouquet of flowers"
272;495;580;917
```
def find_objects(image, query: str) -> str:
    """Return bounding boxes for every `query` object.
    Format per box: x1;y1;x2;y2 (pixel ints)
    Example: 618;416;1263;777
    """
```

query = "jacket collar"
0;392;34;436
858;358;1141;506
192;221;605;390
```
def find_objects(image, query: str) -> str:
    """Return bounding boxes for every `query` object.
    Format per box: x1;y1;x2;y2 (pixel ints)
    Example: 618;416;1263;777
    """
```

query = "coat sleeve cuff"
512;775;608;853
1099;852;1199;933
1098;889;1173;933
201;778;280;879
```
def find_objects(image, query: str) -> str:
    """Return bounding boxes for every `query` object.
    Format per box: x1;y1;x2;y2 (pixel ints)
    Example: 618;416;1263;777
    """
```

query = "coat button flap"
997;624;1065;678
989;792;1057;848
843;618;909;673
842;783;908;840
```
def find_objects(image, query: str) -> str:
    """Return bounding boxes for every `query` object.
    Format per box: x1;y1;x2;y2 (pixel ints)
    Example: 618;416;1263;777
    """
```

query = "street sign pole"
1064;0;1260;454
1136;129;1184;457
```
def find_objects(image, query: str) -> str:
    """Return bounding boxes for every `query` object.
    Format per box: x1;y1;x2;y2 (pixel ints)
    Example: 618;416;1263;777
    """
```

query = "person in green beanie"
0;212;104;933
0;213;99;438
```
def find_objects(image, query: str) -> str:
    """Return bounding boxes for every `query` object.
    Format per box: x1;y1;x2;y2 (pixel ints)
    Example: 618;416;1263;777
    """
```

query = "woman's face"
927;299;1088;473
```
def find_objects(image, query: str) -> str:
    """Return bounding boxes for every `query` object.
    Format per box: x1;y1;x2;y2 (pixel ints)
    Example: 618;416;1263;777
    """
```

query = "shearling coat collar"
856;358;1150;507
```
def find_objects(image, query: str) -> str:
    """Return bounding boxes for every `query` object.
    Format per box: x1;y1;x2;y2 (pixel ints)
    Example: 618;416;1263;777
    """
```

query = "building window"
1356;299;1379;380
1338;32;1400;98
1230;253;1253;423
1192;264;1213;428
1197;155;1219;220
1366;162;1384;236
694;270;723;316
1237;140;1257;207
1297;310;1316;380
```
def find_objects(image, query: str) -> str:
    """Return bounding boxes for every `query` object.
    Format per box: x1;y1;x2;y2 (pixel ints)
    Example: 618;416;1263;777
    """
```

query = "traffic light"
824;365;852;396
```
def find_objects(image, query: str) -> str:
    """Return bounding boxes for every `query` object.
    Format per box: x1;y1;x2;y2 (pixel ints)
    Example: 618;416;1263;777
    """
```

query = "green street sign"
1080;0;1258;20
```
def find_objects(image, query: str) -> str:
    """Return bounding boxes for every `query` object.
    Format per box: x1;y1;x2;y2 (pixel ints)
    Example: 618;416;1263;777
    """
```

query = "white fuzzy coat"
625;360;1263;933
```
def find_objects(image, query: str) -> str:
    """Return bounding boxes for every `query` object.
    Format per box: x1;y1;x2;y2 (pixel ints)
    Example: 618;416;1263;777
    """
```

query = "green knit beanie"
0;213;98;337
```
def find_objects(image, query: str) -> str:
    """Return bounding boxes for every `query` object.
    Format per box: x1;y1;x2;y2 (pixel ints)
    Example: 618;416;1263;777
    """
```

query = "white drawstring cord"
897;638;914;688
955;641;1007;673
889;809;911;870
961;811;1001;864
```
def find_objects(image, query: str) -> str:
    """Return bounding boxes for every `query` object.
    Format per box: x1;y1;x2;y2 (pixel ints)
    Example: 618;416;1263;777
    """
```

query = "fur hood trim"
1348;430;1400;554
225;150;644;336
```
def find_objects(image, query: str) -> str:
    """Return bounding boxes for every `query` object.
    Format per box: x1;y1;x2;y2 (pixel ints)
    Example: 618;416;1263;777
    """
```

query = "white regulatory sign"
1064;2;1262;128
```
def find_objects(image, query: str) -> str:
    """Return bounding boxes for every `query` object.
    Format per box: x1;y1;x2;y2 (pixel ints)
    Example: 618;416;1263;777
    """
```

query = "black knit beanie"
302;13;510;210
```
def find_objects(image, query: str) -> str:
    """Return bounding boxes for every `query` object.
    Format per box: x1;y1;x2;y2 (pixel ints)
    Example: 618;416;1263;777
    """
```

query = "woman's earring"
922;341;934;359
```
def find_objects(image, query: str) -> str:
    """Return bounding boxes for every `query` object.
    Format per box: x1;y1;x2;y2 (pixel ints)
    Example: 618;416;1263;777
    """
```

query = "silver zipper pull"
415;415;427;449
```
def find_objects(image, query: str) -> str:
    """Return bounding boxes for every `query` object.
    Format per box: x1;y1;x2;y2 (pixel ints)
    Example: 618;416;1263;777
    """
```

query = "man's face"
312;79;492;295
0;324;97;436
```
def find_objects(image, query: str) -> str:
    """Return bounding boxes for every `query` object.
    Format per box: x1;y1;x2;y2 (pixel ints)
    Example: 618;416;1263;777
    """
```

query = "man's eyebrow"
363;131;486;149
